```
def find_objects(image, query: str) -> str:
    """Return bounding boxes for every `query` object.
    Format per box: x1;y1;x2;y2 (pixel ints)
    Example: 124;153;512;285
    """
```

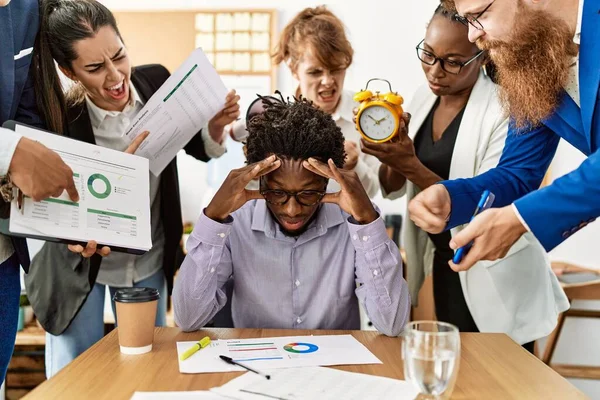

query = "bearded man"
407;0;599;271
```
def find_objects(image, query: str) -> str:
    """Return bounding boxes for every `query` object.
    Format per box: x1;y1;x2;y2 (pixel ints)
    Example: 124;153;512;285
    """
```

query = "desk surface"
25;328;587;400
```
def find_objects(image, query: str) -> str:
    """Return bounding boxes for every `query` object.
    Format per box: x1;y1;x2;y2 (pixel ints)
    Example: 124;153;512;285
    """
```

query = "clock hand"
368;115;378;123
376;117;388;123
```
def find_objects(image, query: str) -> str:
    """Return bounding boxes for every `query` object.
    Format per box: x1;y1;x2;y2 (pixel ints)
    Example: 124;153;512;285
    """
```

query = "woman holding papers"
231;6;380;197
361;6;568;351
27;0;240;377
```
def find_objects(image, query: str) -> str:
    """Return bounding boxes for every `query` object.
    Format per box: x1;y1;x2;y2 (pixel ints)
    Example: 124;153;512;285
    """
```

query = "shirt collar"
330;90;355;123
250;200;346;239
573;0;584;45
85;82;143;129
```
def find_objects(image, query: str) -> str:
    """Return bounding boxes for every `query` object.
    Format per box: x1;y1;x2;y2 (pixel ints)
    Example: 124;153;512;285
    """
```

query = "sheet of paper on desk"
9;124;152;252
130;391;227;400
177;334;381;374
122;47;228;175
211;367;419;400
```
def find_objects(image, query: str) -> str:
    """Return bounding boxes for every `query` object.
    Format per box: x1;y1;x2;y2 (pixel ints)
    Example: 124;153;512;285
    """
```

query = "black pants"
432;251;535;355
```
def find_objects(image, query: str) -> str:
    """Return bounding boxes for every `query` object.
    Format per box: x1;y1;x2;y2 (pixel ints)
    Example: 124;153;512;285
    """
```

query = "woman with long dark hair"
27;0;240;377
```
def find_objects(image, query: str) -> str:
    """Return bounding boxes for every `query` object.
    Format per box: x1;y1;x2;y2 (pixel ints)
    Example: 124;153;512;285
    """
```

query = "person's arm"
353;152;381;197
442;121;560;229
379;164;407;199
173;211;233;331
514;146;600;250
0;128;23;177
350;216;410;337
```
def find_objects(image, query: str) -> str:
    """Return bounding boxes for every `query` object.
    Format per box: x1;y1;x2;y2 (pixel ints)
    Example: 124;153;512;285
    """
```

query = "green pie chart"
88;174;111;199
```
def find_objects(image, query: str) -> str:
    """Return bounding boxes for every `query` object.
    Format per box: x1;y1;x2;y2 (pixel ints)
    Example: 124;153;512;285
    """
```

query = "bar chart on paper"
177;335;382;374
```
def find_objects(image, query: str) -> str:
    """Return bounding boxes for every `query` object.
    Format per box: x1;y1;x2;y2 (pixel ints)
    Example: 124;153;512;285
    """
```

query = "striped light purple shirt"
173;200;410;336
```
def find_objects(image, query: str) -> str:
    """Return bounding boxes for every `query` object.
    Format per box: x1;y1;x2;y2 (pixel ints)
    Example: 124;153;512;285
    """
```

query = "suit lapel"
544;91;589;154
0;5;15;123
580;0;600;149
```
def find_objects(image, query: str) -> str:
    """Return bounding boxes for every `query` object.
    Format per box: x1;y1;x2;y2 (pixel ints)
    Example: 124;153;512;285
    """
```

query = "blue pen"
452;190;495;264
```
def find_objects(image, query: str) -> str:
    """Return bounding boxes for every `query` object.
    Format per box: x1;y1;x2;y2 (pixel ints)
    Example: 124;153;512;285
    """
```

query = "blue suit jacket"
1;0;43;269
442;0;600;251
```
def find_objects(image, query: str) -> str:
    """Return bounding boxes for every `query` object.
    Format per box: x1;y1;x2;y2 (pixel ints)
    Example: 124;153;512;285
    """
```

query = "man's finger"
304;159;334;179
320;192;340;204
448;244;480;272
245;189;263;200
449;215;485;250
254;160;281;179
327;159;347;186
302;161;330;179
408;199;446;232
64;170;79;202
125;131;150;154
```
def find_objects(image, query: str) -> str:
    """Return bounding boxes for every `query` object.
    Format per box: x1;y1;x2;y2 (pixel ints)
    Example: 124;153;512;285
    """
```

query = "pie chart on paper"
283;342;319;354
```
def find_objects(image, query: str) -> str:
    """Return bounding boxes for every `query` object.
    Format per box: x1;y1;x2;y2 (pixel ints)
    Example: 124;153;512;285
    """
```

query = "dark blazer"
0;0;44;270
25;64;211;335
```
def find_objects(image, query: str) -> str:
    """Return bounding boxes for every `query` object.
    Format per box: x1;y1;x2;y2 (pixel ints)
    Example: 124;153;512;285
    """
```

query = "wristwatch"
0;173;15;202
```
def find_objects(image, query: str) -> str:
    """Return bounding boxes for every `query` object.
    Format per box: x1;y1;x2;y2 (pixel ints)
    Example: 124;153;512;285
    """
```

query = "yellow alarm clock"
354;78;404;143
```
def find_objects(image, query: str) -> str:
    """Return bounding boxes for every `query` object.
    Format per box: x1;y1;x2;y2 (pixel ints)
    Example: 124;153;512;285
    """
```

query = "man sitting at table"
173;96;410;336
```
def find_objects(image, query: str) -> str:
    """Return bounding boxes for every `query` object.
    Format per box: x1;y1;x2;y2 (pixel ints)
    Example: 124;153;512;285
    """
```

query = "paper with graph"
122;48;228;175
176;335;382;374
8;124;152;253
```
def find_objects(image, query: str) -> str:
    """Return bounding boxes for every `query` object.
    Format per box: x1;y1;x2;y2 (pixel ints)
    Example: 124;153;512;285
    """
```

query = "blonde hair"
273;6;353;72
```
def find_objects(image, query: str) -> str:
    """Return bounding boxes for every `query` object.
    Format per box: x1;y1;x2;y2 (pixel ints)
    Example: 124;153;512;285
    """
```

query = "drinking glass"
402;321;460;399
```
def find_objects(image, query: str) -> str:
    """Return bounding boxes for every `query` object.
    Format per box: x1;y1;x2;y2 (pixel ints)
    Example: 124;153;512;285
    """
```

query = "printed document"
177;335;381;374
9;124;152;253
123;48;228;175
212;367;419;400
130;391;226;400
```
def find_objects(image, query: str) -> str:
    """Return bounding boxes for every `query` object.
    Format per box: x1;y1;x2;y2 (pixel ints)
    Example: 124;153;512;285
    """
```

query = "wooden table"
24;328;587;400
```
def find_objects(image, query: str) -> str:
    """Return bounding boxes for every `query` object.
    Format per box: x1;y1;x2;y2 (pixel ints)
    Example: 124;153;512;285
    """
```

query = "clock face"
358;105;397;141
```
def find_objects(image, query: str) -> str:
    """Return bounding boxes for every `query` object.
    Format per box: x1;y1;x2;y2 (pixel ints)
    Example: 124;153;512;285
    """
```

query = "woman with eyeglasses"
360;4;568;352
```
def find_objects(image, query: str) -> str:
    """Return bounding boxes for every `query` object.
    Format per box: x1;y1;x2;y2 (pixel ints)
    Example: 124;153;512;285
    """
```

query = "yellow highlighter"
180;336;211;361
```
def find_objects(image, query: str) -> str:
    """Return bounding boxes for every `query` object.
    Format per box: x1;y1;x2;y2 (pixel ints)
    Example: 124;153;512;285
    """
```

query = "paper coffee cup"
113;287;160;355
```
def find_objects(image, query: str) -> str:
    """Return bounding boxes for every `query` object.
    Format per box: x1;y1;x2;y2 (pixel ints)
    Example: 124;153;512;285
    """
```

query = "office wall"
99;2;599;397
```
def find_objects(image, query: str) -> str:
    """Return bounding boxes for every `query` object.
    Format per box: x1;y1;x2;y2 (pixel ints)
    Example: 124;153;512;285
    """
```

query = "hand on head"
205;155;281;221
303;158;378;224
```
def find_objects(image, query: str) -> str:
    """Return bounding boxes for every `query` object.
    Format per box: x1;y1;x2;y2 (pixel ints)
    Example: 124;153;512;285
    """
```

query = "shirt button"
218;233;226;238
210;267;215;273
362;236;369;242
373;270;379;276
352;234;358;241
296;317;302;324
295;279;300;287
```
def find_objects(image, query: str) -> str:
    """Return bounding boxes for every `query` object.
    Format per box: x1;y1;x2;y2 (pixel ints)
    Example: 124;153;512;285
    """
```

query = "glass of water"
402;321;460;399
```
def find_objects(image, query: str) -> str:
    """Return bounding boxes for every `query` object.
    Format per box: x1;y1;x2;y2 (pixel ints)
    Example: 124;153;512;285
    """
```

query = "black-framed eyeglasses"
259;177;326;206
416;39;484;75
454;0;495;30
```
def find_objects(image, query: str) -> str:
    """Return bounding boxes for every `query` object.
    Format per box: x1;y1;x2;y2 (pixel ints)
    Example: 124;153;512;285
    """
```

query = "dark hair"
432;4;462;25
430;3;498;82
245;93;346;168
33;0;123;133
